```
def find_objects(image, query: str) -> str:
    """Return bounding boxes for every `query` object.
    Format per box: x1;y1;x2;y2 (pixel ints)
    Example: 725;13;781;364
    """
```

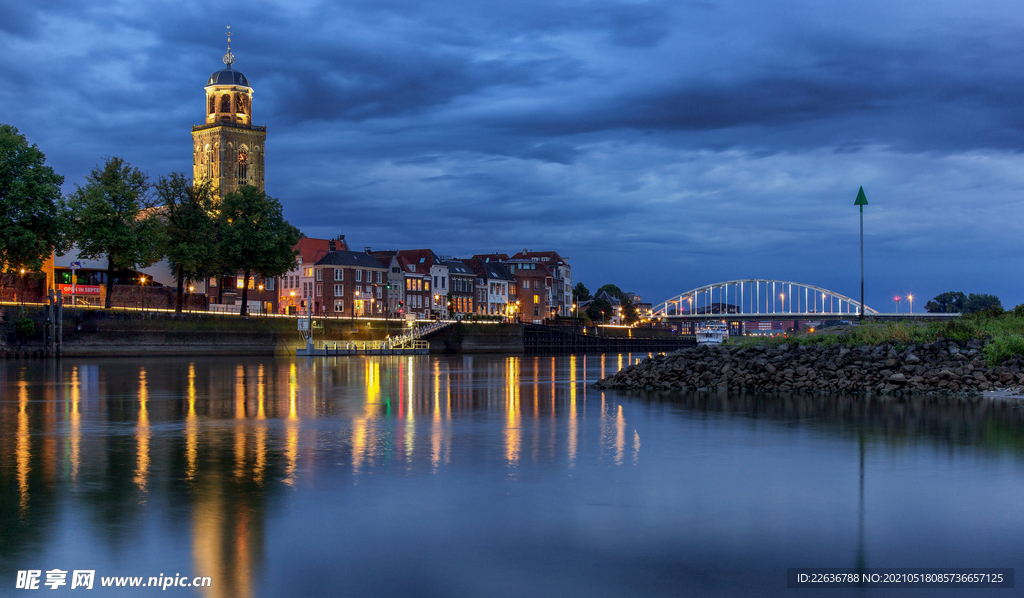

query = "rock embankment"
593;339;1024;395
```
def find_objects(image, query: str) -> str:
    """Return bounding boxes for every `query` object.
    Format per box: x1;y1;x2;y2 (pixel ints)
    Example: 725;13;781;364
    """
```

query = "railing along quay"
523;324;695;354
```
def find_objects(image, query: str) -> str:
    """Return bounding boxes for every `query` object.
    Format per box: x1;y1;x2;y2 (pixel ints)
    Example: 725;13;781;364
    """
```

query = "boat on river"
696;323;728;345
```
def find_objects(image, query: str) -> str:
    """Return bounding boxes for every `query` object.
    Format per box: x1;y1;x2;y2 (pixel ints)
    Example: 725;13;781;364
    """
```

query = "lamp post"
894;296;900;313
908;294;914;314
780;293;785;314
258;284;264;315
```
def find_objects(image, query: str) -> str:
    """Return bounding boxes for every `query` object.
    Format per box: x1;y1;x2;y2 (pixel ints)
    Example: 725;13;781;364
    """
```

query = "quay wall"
2;308;692;357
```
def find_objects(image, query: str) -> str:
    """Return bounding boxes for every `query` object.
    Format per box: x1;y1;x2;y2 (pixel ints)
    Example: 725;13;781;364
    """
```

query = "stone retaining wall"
594;339;1024;395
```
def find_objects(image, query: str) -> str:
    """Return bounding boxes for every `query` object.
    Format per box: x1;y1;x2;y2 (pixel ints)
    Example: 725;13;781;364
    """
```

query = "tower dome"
207;68;250;88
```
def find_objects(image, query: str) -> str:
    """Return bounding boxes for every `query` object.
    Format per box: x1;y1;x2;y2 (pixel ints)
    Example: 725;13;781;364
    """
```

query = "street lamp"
780;293;785;314
894;296;900;313
907;294;914;314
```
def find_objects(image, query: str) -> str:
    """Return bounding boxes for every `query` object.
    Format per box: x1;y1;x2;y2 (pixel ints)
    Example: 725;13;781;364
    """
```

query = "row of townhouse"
269;239;574;321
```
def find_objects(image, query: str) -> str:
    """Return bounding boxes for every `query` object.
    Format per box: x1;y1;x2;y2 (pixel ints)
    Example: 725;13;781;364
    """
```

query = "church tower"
192;27;266;198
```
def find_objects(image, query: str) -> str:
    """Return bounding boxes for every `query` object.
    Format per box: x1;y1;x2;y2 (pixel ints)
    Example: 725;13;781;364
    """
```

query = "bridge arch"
653;279;877;317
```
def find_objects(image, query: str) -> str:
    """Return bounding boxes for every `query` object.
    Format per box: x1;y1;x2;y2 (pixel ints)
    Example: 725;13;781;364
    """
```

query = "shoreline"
593;338;1024;397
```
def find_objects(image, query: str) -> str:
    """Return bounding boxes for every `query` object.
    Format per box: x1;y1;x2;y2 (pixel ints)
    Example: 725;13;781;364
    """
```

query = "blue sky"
2;0;1022;310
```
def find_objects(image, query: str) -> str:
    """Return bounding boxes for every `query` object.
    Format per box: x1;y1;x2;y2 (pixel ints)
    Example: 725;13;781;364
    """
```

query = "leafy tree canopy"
925;291;1002;314
66;157;164;308
586;297;613;323
157;173;219;312
572;282;591;302
219;185;300;315
964;293;1002;314
594;284;625;302
0;124;69;273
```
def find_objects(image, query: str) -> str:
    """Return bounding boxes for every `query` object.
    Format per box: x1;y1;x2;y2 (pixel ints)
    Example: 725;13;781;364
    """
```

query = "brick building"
312;249;387;317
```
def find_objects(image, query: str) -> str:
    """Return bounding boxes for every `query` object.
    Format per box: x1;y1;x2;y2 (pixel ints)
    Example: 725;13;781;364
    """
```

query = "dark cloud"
2;0;1024;308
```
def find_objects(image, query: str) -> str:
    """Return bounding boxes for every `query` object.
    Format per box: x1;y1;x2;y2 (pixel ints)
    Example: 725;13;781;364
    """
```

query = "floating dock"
296;340;429;357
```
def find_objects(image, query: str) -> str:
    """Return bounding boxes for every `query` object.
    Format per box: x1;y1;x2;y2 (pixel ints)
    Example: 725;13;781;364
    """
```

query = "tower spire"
223;25;235;68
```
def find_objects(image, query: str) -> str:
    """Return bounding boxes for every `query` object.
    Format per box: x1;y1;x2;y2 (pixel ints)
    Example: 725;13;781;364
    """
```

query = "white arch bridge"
654;279;877;320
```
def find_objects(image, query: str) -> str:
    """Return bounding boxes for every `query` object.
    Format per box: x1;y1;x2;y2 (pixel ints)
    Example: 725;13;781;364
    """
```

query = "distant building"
509;250;572;317
313;249;386;317
441;259;476;316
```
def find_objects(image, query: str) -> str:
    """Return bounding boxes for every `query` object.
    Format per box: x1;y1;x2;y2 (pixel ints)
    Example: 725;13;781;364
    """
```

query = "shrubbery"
734;312;1024;366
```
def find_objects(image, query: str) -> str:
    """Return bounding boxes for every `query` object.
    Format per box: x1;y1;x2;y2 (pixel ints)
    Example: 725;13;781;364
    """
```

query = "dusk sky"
2;0;1022;310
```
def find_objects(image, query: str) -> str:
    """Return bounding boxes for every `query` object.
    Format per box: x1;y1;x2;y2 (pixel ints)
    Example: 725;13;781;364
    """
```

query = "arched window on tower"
237;151;248;185
208;95;215;114
220;94;232;113
237;95;246;115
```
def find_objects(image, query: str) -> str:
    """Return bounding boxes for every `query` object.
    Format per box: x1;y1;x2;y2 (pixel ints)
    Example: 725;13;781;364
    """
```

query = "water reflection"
1;356;1023;598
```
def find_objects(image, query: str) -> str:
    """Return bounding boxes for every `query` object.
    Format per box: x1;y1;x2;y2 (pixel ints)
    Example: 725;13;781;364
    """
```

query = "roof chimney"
365;246;372;253
328;240;336;252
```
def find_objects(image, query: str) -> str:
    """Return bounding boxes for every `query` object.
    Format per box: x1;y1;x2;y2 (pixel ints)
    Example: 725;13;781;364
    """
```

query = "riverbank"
0;307;689;356
593;338;1024;395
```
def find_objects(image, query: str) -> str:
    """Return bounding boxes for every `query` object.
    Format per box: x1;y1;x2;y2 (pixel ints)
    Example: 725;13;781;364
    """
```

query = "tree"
66;157;164;309
964;293;1002;314
573;282;591;303
925;291;966;313
156;173;220;313
586;296;613;323
622;298;639;325
595;284;625;302
0;124;69;275
219;186;300;316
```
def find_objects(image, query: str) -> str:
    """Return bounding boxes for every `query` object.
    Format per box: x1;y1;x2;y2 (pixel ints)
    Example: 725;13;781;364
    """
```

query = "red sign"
60;284;101;295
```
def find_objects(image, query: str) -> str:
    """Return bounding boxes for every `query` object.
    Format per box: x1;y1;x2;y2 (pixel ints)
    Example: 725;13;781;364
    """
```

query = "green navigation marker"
855;186;867;320
854;186;868;207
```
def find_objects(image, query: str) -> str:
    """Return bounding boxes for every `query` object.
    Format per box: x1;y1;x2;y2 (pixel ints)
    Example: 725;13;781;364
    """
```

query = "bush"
1014;304;1024;318
984;332;1024;365
15;317;36;339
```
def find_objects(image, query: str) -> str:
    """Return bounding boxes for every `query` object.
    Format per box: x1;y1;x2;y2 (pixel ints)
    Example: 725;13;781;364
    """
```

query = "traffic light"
386;282;391;290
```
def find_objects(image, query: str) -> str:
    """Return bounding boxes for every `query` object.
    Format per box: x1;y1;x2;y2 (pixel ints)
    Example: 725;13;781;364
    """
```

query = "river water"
1;354;1023;597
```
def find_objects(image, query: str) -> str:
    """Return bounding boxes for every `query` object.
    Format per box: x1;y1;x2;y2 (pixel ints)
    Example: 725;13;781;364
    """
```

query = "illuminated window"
406;279;412;290
236;278;243;289
248;278;254;290
236;151;248;184
425;281;430;291
533;295;539;304
334;300;344;313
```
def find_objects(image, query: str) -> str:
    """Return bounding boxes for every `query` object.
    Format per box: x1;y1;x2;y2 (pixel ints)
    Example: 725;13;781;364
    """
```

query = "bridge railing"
654;279;877;318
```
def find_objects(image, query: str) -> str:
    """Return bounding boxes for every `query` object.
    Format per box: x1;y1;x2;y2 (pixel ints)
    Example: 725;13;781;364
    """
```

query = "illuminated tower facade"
192;28;266;198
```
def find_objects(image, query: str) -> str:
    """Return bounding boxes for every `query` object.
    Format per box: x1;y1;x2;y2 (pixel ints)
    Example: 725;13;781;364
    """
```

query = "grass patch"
732;313;1024;366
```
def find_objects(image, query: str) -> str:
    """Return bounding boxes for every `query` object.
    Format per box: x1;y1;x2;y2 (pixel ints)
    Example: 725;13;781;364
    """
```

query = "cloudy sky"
2;0;1023;310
